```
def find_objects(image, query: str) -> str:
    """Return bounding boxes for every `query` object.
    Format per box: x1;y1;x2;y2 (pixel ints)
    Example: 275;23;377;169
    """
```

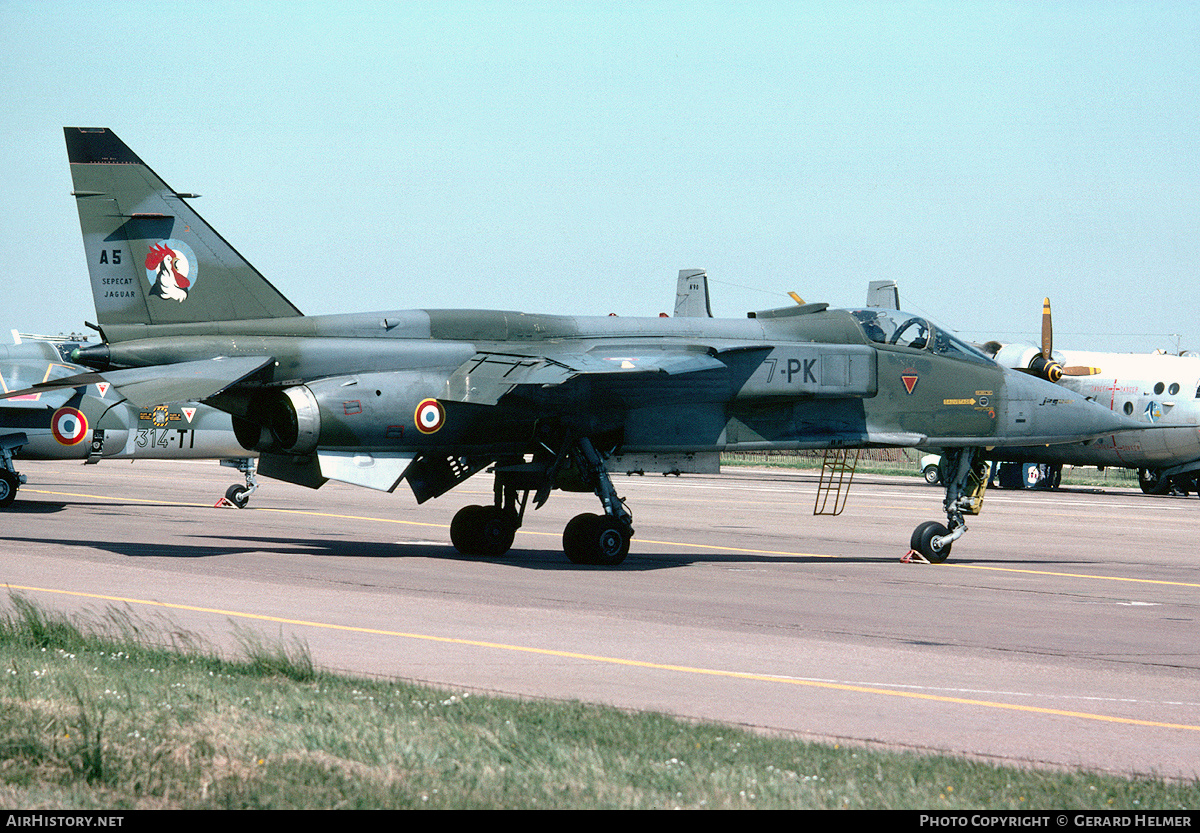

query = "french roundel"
51;407;89;446
414;398;445;434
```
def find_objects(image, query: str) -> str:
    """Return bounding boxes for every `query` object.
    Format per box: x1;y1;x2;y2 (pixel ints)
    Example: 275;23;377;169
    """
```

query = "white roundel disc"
414;398;445;434
51;407;88;446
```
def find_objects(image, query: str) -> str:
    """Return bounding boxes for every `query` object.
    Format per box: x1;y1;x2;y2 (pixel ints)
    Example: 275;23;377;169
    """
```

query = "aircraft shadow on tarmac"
162;534;917;570
3;531;959;571
2;501;69;515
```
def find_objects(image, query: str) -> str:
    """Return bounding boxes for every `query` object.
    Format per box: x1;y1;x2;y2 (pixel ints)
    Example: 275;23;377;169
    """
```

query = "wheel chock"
214;497;237;508
900;549;932;564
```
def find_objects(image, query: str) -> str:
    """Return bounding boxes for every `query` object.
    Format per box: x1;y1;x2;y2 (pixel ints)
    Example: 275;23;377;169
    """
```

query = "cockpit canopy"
0;358;80;393
850;309;995;366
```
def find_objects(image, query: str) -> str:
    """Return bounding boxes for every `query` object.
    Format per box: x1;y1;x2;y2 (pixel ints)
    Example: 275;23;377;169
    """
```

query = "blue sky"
1;1;1196;352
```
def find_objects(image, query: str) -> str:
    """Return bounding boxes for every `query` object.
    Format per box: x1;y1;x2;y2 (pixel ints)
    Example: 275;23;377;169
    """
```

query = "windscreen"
851;309;995;366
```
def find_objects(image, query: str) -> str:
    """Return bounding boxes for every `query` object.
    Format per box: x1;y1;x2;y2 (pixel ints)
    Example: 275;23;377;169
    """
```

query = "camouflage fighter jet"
0;334;260;508
15;128;1145;564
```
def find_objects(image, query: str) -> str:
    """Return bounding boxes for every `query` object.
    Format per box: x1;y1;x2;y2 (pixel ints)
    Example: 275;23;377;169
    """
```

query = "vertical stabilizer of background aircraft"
673;269;712;317
866;280;900;310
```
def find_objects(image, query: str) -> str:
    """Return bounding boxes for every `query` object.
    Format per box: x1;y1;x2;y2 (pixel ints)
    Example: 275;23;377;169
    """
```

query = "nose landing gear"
216;458;259;508
905;447;988;564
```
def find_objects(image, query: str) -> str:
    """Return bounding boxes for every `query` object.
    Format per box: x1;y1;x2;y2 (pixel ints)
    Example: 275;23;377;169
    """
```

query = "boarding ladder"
813;448;860;516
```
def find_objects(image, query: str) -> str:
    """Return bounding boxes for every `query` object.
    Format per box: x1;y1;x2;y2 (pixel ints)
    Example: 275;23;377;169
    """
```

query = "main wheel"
996;462;1025;490
473;506;517;556
1138;468;1171;495
450;505;486;554
922;465;940;485
910;520;952;563
450;505;516;556
225;484;251;509
1179;474;1199;497
1047;464;1062;490
563;513;631;566
0;470;17;508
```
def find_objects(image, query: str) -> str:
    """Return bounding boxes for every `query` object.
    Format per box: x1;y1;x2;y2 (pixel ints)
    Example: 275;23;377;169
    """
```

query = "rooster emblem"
145;240;195;302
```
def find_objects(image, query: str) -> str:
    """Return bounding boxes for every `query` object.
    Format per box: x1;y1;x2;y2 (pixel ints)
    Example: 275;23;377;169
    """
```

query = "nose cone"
997;368;1140;446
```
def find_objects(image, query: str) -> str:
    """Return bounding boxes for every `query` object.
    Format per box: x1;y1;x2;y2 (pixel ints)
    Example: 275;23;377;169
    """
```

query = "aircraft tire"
910;521;951;564
0;470;17;508
1047;464;1063;490
450;505;487;555
475;506;516;556
563;514;598;564
1138;468;1171;496
450;505;515;557
563;513;631;566
922;465;940;485
225;484;251;509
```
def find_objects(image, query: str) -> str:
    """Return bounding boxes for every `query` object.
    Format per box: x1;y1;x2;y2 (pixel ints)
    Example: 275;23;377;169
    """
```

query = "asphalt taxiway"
2;459;1197;778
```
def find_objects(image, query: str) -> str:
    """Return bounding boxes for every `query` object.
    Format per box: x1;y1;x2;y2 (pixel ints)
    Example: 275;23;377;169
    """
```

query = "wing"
442;348;730;406
0;356;275;408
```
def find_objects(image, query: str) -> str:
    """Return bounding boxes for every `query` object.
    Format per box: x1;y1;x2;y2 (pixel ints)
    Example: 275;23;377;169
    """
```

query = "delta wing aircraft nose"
998;367;1142;446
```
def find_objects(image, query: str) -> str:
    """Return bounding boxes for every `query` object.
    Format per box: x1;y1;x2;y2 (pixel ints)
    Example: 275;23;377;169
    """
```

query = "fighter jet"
983;299;1200;494
13;128;1144;565
0;333;260;508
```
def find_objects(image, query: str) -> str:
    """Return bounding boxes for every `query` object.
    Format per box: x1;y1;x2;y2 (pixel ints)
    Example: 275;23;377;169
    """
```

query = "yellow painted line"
26;488;204;507
24;489;1200;587
6;581;1200;733
951;563;1200;589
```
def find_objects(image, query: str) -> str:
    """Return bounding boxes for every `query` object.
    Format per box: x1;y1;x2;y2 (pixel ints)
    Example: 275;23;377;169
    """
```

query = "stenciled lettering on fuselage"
761;357;819;384
738;346;875;398
135;427;197;450
140;404;182;428
941;391;996;419
135;404;198;449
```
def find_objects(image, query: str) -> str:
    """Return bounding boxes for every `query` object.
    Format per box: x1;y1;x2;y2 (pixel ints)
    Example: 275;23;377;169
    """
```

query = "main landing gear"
905;447;989;564
216;458;259;508
0;433;28;509
449;437;635;566
1139;467;1198;497
560;438;633;566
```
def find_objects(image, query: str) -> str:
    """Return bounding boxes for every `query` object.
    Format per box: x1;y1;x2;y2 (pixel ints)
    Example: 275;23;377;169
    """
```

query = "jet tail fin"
64;128;302;335
673;269;712;318
866;280;900;310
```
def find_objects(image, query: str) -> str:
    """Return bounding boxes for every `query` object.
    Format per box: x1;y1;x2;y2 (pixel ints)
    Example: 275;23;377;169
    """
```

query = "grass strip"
1;595;1194;809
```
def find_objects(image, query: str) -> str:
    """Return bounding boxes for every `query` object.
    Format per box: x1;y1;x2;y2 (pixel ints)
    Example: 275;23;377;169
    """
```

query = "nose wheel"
0;469;19;508
0;433;28;509
908;520;952;563
216;458;259;508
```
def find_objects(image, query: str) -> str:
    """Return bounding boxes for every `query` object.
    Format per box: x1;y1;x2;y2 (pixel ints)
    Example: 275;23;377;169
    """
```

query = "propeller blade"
1041;297;1053;359
1062;365;1102;376
1026;297;1066;382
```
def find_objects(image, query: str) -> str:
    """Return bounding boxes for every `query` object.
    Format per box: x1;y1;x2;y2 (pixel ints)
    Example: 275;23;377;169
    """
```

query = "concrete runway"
2;459;1198;779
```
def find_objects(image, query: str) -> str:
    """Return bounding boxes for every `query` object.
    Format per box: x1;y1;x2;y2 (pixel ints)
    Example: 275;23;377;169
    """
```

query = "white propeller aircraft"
983;299;1200;494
